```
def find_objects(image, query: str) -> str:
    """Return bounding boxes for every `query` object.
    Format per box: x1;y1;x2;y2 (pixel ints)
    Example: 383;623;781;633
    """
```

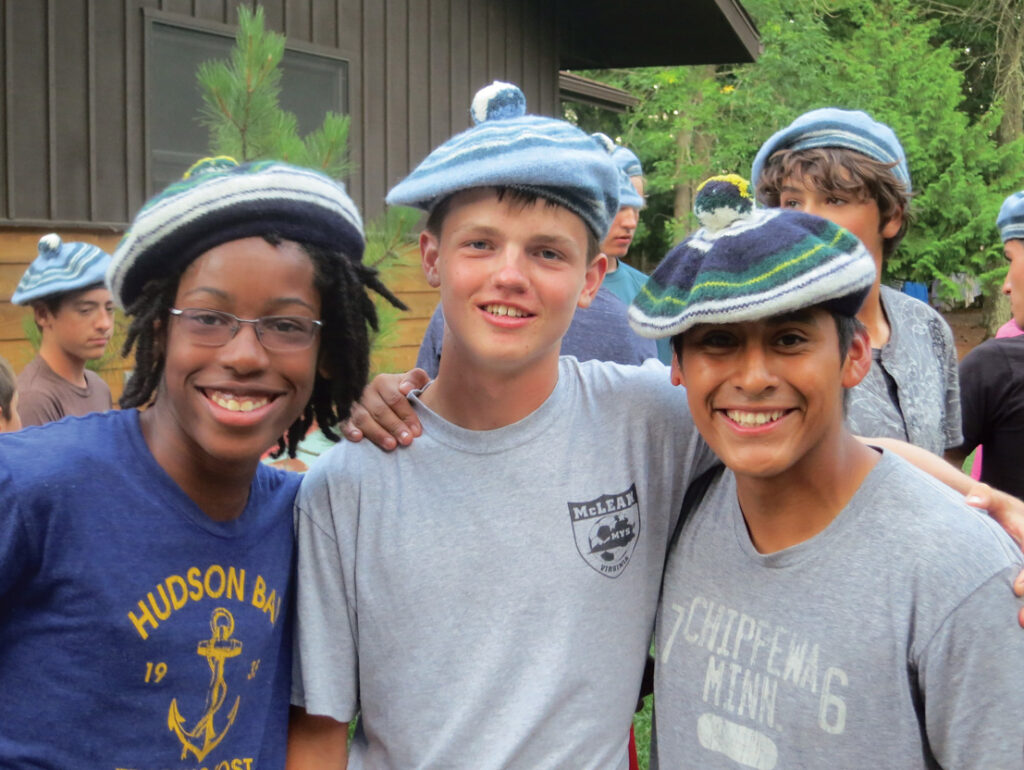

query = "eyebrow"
179;287;318;313
765;310;820;326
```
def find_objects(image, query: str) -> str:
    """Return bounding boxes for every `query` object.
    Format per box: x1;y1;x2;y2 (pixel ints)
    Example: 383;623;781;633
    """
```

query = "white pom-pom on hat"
37;233;63;259
470;81;527;125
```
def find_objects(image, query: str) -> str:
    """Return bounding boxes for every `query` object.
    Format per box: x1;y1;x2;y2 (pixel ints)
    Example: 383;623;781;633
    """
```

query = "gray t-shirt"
845;285;962;453
293;357;716;770
654;451;1024;769
415;289;658;377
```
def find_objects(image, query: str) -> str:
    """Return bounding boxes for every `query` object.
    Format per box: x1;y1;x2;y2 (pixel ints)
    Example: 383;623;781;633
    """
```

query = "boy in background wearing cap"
287;82;717;769
0;158;402;767
11;234;114;426
751;108;961;456
631;177;1024;768
949;191;1024;500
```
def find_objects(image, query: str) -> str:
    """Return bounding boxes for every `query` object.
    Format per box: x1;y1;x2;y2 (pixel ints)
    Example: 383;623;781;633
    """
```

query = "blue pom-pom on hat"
11;234;112;305
387;81;620;240
751;107;911;195
108;156;365;309
628;175;875;339
997;191;1024;243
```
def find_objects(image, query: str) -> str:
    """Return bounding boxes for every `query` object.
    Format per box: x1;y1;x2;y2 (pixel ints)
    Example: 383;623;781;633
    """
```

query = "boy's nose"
734;346;778;393
220;322;271;372
493;248;529;289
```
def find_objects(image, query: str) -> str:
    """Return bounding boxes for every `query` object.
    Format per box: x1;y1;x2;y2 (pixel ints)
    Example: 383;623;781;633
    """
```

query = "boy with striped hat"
630;176;1024;768
11;234;114;425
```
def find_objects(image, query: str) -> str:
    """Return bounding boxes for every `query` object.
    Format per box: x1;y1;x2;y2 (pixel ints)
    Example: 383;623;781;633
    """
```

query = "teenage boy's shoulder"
879;284;956;347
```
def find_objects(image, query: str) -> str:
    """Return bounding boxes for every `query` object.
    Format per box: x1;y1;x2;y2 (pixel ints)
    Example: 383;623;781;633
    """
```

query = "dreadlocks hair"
118;234;407;458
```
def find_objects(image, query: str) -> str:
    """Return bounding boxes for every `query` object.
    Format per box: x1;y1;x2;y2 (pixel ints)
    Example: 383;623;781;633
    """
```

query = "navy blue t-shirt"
0;409;298;769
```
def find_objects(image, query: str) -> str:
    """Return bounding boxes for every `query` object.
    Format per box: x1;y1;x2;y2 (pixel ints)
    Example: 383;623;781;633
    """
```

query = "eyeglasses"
169;308;322;352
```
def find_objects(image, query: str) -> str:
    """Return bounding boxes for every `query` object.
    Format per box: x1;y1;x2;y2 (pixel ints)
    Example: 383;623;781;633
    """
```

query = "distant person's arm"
287;707;348;769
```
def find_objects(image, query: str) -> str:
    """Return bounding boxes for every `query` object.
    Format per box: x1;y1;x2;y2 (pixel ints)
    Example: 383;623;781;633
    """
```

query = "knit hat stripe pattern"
590;133;644;210
750;107;912;194
386;82;620;239
11;235;112;305
628;176;876;339
108;159;365;309
997;191;1024;243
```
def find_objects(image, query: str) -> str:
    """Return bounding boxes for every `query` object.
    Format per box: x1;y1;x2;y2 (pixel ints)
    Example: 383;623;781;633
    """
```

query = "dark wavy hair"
119;234;406;457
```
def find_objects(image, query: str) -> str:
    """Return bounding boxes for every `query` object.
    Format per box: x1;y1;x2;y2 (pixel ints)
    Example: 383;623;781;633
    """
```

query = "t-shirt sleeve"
935;315;964;449
16;389;63;427
415;303;444;379
957;344;1004;453
916;565;1024;767
291;461;360;723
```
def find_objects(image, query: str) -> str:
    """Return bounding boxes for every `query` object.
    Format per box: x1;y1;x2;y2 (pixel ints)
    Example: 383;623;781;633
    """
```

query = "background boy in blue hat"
751;108;961;456
950;190;1024;499
288;82;719;769
11;233;114;425
630;176;1024;768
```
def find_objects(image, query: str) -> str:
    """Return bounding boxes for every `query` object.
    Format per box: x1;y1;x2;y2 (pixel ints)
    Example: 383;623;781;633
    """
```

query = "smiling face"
1002;239;1024;329
672;308;870;481
422;188;605;378
36;286;115;365
147;236;321;470
777;175;901;268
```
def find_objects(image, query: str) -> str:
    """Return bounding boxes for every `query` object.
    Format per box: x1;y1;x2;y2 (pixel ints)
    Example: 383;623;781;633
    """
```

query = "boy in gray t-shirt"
627;177;1024;768
287;82;716;769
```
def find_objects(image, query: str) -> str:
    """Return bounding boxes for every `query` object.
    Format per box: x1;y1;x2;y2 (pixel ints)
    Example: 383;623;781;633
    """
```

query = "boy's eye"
696;330;737;349
264;317;305;334
538;248;563;261
781;198;801;208
466;240;491;250
775;332;808;348
192;311;230;327
825;196;847;206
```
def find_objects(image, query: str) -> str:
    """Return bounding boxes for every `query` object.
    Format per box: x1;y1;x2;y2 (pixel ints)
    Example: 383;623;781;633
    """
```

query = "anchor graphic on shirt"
168;607;242;761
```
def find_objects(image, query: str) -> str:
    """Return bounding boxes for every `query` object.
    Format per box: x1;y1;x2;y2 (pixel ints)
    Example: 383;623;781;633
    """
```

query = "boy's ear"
577;253;608;309
33;303;53;329
841;327;872;388
670;347;686;387
421;230;442;289
880;205;904;240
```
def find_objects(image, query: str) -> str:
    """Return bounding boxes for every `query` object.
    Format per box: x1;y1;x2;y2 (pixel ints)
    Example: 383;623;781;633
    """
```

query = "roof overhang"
558;0;760;69
559;72;640;112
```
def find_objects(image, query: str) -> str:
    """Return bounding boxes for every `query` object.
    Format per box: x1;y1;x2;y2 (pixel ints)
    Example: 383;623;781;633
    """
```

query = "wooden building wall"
0;0;561;387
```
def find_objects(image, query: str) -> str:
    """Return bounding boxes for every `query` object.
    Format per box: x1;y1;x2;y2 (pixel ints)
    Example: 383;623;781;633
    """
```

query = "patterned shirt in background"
845;285;963;455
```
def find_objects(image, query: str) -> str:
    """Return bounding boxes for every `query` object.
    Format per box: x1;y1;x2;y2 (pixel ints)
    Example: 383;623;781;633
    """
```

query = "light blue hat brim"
998;191;1024;243
12;240;112;305
751;107;911;194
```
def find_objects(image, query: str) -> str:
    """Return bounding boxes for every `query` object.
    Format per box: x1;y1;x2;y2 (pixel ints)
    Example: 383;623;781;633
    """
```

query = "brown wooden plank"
0;339;37;371
448;0;469;130
1;0;9;221
428;0;451;150
361;0;386;217
407;0;430;170
7;0;49;221
520;0;541;110
284;0;312;41
194;0;230;23
53;0;91;223
93;2;129;223
486;0;504;81
384;0;409;191
310;0;338;47
504;0;523;86
467;0;487;97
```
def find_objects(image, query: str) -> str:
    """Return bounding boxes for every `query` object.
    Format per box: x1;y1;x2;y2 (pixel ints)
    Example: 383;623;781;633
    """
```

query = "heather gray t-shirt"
293;357;716;770
845;286;962;454
654;451;1024;769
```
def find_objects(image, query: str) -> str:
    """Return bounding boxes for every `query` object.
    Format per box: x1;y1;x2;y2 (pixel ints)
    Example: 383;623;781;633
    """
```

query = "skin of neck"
422;332;562;431
139;401;257;522
38;335;89;387
605;254;620;272
733;428;880;554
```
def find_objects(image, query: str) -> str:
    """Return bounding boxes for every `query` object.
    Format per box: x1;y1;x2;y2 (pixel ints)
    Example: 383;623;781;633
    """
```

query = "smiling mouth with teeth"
725;409;786;427
208;390;272;413
483;303;529;318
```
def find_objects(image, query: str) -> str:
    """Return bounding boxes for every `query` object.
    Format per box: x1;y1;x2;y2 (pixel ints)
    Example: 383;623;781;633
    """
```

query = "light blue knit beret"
11;234;112;305
628;174;875;339
108;157;365;309
386;82;620;239
592;133;644;210
612;145;643;178
997;191;1024;243
751;107;912;194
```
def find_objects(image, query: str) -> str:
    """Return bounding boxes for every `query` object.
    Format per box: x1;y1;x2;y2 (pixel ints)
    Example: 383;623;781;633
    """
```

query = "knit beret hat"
628;174;875;339
592;133;644;210
751;107;912;194
997;191;1024;243
386;81;620;239
612;145;643;179
108;156;365;309
11;234;112;305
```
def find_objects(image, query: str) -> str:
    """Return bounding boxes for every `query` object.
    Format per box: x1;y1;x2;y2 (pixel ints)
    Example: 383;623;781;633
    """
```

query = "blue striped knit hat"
386;82;620;239
997;191;1024;243
108;156;365;309
751;107;912;194
612;145;643;179
592;133;644;210
628;175;875;339
11;234;112;305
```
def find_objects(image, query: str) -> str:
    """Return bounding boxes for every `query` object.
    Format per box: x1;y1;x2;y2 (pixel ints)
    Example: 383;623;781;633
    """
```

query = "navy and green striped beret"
108;157;365;309
628;175;875;339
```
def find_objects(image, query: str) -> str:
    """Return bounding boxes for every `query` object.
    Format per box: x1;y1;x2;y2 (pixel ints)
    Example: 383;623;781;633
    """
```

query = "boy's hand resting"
342;368;430;450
